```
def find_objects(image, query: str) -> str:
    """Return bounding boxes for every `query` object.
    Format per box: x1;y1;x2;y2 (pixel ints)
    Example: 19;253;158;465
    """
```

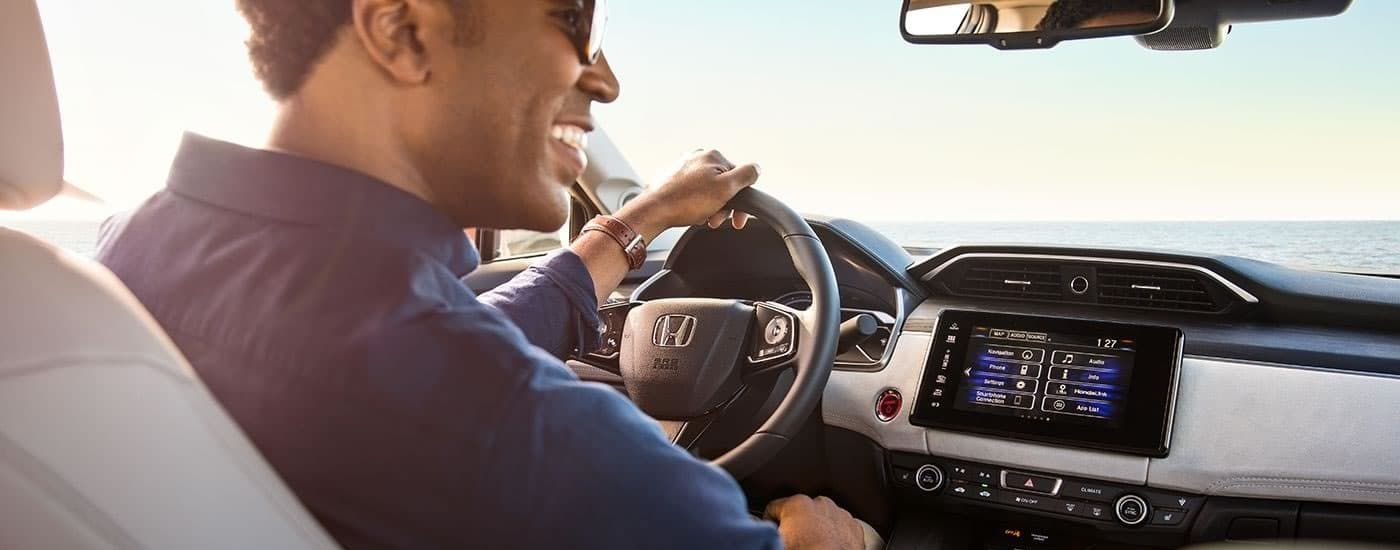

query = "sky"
9;0;1398;223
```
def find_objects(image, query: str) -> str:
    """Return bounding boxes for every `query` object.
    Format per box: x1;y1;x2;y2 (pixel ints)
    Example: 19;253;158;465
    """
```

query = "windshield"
8;0;1398;272
595;1;1399;272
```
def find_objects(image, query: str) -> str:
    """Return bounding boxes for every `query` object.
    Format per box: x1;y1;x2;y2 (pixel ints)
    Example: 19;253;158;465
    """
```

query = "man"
1037;0;1161;30
96;0;869;549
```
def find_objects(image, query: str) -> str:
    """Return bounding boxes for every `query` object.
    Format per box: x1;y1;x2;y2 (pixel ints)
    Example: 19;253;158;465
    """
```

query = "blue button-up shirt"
97;134;780;549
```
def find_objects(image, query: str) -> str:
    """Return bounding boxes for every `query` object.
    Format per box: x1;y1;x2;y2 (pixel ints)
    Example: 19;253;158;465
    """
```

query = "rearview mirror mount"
901;0;1173;50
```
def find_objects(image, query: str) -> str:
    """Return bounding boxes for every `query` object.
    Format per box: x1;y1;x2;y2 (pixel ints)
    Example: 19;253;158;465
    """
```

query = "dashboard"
629;217;1400;548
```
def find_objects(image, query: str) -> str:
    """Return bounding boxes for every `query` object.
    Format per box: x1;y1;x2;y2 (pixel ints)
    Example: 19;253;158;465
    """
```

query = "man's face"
410;0;620;231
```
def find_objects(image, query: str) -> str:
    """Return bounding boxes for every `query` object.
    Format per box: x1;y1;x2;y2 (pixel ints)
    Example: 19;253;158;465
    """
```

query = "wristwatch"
582;215;648;271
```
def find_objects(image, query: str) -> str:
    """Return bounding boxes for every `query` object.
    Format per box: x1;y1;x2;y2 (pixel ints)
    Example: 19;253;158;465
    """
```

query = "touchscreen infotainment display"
910;310;1183;457
954;325;1136;427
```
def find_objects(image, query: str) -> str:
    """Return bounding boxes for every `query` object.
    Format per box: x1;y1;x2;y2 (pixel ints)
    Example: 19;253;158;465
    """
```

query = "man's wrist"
581;215;649;271
613;201;667;243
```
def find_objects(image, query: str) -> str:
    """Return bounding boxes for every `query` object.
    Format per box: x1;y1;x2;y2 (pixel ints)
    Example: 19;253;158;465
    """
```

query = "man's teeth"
550;125;589;150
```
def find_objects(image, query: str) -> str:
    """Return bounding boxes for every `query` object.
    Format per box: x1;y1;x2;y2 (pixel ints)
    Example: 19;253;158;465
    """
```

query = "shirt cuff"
530;249;603;355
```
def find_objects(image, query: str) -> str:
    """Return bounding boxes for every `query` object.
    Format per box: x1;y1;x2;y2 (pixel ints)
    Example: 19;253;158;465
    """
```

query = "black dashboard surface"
631;220;1399;376
633;218;921;316
910;245;1400;375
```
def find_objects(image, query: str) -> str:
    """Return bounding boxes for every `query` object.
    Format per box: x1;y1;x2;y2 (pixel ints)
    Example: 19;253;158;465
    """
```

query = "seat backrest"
0;3;339;549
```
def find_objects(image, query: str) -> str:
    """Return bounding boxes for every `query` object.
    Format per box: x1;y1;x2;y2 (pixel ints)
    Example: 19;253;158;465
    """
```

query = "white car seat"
0;2;338;548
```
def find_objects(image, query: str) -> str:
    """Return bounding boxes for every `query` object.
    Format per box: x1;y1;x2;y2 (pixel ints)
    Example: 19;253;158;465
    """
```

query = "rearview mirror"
902;0;1172;50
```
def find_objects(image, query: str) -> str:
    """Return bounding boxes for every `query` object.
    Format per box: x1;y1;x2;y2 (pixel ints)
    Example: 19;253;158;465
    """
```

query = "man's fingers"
690;148;735;170
707;149;736;170
718;163;761;189
732;211;751;230
764;495;810;521
707;211;730;229
763;497;784;520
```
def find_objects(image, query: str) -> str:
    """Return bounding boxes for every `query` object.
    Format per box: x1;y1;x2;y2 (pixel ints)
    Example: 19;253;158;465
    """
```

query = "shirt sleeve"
337;292;780;549
476;249;602;358
497;352;784;550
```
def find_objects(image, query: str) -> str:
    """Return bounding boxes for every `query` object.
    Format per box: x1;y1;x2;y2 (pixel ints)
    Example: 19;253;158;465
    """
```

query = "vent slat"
953;261;1064;300
1096;267;1221;312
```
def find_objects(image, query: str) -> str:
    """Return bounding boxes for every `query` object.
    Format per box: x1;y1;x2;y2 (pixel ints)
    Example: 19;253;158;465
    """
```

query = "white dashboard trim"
919;253;1260;304
824;332;932;455
823;304;1400;506
1147;356;1400;506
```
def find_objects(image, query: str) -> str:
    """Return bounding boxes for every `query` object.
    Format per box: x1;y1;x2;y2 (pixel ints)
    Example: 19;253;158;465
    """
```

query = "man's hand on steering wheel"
614;149;761;240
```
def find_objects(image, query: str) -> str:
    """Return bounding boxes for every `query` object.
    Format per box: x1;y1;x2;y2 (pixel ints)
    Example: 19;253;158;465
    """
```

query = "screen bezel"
910;310;1183;457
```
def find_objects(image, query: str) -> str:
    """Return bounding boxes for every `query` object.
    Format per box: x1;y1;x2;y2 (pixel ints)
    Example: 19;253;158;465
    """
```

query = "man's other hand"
765;495;867;550
614;149;761;240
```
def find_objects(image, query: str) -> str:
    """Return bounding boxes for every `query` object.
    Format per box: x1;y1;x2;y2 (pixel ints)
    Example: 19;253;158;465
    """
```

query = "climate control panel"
890;452;1202;534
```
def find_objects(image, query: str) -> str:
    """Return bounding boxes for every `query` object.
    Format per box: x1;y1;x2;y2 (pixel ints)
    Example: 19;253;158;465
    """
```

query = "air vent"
954;261;1063;299
1097;267;1221;312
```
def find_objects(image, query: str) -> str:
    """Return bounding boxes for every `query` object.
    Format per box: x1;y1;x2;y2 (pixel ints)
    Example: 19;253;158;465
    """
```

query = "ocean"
4;219;1398;273
866;220;1400;273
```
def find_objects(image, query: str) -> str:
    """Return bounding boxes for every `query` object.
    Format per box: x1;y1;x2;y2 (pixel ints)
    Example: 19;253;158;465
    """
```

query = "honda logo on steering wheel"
652;315;698;348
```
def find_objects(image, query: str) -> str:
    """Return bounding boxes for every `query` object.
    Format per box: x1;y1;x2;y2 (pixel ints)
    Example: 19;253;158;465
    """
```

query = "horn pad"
619;298;754;420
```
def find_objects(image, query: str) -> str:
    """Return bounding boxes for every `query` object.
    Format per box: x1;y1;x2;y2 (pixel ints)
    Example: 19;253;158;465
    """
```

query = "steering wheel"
616;188;841;479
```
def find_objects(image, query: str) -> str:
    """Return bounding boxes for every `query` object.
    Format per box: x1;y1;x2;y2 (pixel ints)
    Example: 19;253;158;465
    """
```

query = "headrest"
0;0;64;211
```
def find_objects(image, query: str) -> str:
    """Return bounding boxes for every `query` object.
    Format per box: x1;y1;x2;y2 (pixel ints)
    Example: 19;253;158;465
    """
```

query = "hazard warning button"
1001;470;1062;496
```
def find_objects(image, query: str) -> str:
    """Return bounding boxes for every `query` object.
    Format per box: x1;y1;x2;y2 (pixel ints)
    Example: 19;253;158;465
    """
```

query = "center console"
892;311;1191;548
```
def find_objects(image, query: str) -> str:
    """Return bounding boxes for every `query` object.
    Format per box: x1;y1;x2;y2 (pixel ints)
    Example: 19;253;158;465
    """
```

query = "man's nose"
579;52;620;104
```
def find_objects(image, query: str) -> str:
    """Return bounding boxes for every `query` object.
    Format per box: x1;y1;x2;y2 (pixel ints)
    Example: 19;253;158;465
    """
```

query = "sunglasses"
569;0;608;65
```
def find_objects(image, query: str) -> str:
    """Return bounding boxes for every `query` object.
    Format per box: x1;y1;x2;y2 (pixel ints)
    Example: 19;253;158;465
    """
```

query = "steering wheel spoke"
660;384;753;451
573;301;637;374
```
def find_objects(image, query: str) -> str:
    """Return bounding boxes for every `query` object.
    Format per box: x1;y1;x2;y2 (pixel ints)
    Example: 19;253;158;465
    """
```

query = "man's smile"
549;122;591;181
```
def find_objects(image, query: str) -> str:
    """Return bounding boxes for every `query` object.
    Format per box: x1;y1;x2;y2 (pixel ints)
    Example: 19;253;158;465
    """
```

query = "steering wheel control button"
1059;479;1122;503
915;465;945;492
764;315;791;345
1001;471;1062;496
748;304;797;365
1151;508;1186;526
586;302;633;360
874;389;902;422
1115;495;1150;526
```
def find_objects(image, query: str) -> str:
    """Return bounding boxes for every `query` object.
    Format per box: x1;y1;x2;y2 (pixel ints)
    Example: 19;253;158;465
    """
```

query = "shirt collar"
165;133;479;275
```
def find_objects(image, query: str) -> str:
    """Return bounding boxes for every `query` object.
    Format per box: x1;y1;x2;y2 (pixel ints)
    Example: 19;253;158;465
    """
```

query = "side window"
496;228;566;258
480;190;588;262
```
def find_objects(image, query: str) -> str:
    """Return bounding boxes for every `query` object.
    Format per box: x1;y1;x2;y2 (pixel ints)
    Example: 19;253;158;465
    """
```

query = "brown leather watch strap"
582;215;648;271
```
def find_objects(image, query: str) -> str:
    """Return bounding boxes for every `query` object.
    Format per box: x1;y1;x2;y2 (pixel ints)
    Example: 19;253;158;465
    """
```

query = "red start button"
875;389;902;422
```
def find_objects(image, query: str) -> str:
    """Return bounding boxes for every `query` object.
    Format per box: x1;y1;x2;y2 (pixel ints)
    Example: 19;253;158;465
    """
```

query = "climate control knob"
915;464;945;492
1115;494;1149;526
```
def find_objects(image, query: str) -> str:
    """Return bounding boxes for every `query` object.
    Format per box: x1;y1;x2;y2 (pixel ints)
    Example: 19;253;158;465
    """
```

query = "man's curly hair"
235;1;471;100
1036;0;1161;31
235;1;353;100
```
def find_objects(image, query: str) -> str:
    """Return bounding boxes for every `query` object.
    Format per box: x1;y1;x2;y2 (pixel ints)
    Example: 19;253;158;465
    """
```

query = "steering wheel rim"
617;188;841;479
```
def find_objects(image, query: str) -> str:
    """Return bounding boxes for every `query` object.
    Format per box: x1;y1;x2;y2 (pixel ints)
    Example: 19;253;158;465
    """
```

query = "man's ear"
350;0;450;85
